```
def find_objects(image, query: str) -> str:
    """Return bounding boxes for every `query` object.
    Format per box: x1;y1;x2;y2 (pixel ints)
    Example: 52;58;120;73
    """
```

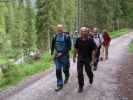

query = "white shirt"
93;33;104;47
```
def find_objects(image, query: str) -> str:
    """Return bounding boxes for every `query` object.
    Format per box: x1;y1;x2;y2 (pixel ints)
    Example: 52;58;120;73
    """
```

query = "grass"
0;52;53;90
110;28;129;38
128;41;133;53
0;57;8;65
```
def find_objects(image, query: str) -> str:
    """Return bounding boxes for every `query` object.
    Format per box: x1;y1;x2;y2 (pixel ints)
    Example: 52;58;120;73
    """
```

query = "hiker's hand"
56;53;62;57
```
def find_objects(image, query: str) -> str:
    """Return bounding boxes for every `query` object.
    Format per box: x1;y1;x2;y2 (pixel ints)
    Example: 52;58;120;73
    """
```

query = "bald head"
93;27;98;33
80;27;88;38
80;27;86;31
57;24;64;33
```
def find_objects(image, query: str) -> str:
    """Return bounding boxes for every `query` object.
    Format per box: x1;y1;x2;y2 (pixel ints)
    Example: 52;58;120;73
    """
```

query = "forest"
0;0;133;60
0;0;133;90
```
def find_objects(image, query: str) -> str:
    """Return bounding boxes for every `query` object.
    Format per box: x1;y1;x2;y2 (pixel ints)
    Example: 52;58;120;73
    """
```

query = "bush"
0;64;25;89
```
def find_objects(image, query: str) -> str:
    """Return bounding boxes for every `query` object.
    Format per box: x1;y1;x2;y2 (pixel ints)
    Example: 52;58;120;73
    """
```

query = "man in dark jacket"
73;27;96;93
51;24;71;91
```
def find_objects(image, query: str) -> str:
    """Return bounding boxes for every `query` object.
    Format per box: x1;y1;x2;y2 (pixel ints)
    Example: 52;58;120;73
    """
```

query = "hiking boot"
93;66;97;71
100;57;103;61
89;77;93;84
78;87;83;93
55;85;63;92
93;63;98;71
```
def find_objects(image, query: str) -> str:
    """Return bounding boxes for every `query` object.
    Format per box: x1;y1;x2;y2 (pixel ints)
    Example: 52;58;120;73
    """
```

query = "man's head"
80;27;88;38
57;24;64;33
103;29;107;33
93;27;98;33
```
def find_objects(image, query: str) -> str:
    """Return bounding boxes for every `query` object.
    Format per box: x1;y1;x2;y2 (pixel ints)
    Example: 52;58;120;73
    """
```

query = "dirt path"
119;53;133;100
1;32;133;100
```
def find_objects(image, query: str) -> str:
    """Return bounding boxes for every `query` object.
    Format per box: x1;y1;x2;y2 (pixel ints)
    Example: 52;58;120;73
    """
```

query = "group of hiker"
51;24;111;93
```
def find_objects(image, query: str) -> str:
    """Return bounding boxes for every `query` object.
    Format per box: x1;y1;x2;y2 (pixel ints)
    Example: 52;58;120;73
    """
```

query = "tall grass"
0;52;52;90
129;41;133;53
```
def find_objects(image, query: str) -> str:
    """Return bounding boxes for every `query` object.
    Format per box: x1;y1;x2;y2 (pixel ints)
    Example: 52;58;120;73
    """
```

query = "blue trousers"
54;56;69;86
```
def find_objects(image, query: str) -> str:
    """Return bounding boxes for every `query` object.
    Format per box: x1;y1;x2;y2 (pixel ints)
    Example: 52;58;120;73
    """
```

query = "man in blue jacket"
51;24;71;91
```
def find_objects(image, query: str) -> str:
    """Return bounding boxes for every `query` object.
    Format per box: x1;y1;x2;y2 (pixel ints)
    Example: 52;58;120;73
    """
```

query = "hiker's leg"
85;63;94;84
94;47;100;70
62;55;70;81
63;58;70;84
63;63;70;78
63;54;70;79
105;46;109;60
97;47;101;62
55;59;63;87
100;45;104;61
77;61;84;88
103;46;106;60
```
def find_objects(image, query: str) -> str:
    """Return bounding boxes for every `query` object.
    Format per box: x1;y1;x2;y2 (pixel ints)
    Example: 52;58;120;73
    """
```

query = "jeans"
54;56;69;86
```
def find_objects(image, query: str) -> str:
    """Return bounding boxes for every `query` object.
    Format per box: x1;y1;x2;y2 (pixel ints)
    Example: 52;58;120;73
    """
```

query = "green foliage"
36;0;52;50
78;0;132;30
36;0;76;50
110;28;128;38
0;57;8;65
0;52;52;90
0;0;36;59
128;41;133;52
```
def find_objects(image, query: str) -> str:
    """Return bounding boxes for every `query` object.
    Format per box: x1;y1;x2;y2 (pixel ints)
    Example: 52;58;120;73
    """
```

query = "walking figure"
73;27;96;93
51;24;71;91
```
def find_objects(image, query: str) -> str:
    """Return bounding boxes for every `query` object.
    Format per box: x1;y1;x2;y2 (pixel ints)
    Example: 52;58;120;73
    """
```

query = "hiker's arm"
92;49;96;64
73;38;78;62
51;37;55;55
66;35;72;51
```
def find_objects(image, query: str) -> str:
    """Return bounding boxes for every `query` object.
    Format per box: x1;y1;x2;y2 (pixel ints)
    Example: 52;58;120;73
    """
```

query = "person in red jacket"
102;29;111;60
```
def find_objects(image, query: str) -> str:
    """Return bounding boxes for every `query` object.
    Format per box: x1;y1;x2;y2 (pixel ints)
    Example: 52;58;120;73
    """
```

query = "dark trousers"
94;47;101;68
77;60;93;88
